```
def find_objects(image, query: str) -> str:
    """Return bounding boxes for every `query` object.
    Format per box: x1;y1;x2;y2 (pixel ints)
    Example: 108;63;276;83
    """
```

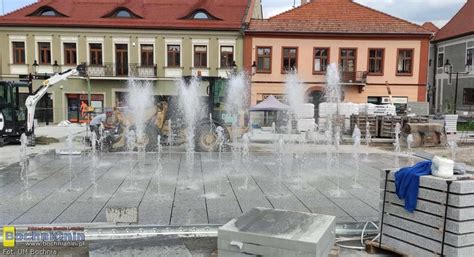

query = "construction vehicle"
106;76;243;152
0;65;86;146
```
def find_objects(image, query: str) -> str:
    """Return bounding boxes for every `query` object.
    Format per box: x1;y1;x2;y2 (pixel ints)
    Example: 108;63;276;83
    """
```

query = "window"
40;10;57;16
467;48;473;66
116;10;132;18
397;49;413;75
464;88;474;105
220;46;234;68
167;45;180;67
38;42;51;65
313;48;329;73
89;43;103;65
140;44;154;67
340;48;357;82
193;12;209;19
12;42;25;64
368;49;384;75
194;45;207;68
29;7;65;17
437;53;444;68
256;47;272;73
64;43;77;65
107;8;140;18
282;47;298;72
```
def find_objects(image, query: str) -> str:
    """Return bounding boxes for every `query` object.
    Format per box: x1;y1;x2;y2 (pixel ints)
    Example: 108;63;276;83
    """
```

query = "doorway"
115;44;128;76
309;90;324;119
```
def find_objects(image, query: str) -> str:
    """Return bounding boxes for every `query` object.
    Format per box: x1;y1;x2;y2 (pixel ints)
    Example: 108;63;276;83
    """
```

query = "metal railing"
341;71;368;84
86;63;157;78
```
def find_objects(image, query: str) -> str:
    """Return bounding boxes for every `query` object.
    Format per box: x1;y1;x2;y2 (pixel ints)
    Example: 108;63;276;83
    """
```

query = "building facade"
0;0;262;123
431;0;474;114
244;0;432;115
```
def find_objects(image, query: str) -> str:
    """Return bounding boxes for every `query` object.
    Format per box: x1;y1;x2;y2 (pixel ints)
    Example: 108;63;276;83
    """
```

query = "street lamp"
32;60;39;74
444;59;472;114
251;61;257;76
231;61;238;74
52;60;60;74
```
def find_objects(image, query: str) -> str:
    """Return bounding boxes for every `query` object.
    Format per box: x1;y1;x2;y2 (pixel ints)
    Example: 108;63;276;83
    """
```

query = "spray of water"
394;122;401;153
126;79;154;145
284;70;305;114
178;77;202;154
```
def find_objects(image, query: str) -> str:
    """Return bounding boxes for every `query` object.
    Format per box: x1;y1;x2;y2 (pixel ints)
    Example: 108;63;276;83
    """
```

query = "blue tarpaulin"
395;161;432;212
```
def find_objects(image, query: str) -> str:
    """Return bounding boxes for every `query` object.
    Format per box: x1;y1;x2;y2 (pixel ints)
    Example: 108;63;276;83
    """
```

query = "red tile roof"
0;0;251;31
247;0;431;36
422;22;439;33
434;0;474;42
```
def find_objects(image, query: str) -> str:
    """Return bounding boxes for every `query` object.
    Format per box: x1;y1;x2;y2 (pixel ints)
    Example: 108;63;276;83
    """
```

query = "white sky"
1;0;467;28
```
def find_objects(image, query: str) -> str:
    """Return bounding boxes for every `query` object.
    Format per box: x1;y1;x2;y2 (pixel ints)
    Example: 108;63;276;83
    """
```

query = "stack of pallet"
379;116;402;138
445;115;458;134
379;170;474;256
350;115;378;137
405;116;429;125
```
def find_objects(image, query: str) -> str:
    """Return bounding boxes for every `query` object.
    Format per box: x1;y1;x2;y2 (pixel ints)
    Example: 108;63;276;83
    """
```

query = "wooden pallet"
380;116;402;138
350;115;378;137
365;240;408;257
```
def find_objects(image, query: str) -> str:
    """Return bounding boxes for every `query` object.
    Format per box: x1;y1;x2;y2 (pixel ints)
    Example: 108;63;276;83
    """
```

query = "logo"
3;226;15;248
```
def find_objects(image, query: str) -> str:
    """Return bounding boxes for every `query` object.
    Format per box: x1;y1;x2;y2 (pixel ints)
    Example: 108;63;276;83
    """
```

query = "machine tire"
144;122;162;152
195;120;229;152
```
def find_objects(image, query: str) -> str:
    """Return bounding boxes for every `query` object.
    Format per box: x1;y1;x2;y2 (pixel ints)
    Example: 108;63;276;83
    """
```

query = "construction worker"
80;101;88;119
89;109;113;139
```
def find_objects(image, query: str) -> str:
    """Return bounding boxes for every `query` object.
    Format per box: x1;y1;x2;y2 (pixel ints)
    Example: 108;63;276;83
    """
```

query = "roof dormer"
182;9;220;20
103;7;142;19
28;6;67;17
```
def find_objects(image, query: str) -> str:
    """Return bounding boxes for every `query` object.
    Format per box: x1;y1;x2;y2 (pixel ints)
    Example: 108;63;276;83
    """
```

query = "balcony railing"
341;71;368;84
86;63;157;78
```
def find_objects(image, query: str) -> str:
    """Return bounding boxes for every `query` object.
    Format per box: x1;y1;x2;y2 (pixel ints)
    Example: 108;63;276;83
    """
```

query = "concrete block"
105;207;138;224
218;208;335;256
382;236;438;257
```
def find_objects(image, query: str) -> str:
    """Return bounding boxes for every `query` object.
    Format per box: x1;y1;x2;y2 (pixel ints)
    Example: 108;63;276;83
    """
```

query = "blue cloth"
394;160;432;212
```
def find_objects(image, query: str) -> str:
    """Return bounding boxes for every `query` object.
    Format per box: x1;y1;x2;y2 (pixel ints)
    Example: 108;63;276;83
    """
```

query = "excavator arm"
25;64;86;137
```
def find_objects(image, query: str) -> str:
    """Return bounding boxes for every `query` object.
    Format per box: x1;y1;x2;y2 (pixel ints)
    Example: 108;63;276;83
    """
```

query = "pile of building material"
350;115;378;137
379;170;474;257
218;208;335;257
445;114;458;134
295;103;316;132
401;123;446;147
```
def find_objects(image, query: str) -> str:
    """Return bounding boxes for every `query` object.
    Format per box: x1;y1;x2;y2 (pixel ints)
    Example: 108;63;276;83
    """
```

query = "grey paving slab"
1;150;398;226
169;153;208;225
138;154;181;225
201;157;243;225
12;162;113;224
0;157;90;224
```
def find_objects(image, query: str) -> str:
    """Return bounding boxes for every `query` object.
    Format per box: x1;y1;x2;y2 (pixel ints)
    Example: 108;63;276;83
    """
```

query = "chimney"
300;0;310;5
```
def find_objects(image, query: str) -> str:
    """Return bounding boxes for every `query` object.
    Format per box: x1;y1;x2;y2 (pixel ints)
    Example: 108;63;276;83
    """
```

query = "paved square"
0;150;415;225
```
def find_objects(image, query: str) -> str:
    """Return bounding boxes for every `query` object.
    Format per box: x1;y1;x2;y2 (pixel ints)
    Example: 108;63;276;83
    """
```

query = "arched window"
115;10;133;18
28;7;66;17
105;8;141;19
181;9;220;20
40;9;57;16
193;11;209;19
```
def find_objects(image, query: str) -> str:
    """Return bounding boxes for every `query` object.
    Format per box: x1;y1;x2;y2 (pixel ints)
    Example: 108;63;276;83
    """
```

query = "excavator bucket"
77;63;87;77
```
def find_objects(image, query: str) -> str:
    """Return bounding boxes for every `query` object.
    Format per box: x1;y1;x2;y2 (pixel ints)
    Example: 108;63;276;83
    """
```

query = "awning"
250;95;290;111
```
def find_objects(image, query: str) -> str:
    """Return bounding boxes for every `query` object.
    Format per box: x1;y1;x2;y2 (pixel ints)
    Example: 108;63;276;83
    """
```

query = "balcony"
340;71;368;84
86;63;157;78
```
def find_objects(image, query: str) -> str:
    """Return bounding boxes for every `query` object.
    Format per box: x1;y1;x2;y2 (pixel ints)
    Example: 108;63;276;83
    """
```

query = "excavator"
0;64;86;146
106;76;240;152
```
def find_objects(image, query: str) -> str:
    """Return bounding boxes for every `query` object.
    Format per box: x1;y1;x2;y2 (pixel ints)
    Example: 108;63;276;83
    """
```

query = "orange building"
244;0;432;110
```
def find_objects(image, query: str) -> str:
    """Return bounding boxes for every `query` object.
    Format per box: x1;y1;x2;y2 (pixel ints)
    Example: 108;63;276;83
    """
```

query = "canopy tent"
250;95;290;111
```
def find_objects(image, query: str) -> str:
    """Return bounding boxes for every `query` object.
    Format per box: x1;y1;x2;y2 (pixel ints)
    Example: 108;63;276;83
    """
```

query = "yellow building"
0;0;262;123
